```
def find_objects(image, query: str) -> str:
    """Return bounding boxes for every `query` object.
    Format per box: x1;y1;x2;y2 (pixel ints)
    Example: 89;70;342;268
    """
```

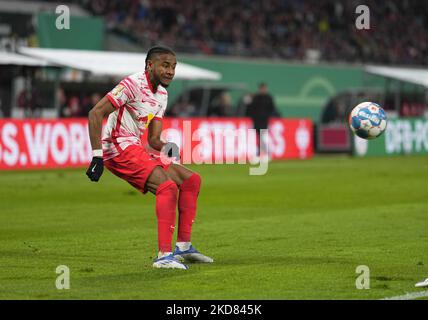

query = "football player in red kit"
86;46;213;269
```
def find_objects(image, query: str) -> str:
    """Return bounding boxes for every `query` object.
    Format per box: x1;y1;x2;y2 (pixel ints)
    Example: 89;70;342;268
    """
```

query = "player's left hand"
161;142;180;161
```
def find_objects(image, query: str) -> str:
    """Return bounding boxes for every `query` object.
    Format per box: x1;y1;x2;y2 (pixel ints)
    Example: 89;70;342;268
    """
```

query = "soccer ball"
348;102;387;140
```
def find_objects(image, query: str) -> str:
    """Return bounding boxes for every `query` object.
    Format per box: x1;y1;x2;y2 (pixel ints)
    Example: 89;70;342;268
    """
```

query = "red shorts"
104;145;171;194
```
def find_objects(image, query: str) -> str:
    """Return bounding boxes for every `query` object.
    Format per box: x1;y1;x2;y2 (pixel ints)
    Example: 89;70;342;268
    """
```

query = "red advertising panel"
0;118;313;170
0;119;91;170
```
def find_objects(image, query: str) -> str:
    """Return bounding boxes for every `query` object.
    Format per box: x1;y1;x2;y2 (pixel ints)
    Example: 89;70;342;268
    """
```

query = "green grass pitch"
1;155;427;299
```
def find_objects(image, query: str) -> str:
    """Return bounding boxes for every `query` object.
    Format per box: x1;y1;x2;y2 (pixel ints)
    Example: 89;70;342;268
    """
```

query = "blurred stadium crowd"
16;87;101;118
2;0;428;119
77;0;428;66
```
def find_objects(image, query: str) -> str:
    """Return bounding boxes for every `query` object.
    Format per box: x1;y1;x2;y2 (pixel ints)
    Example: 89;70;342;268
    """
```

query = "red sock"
177;173;201;242
155;180;178;252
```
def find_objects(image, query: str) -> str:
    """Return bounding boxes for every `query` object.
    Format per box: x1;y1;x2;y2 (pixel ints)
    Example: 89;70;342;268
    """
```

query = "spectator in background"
245;82;279;156
321;97;346;124
82;92;102;117
207;92;233;117
59;91;105;118
82;0;428;66
58;87;68;118
17;87;42;118
63;96;82;118
169;100;196;117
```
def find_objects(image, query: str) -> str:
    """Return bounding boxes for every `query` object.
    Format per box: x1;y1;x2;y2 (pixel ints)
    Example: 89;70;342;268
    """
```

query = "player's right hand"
86;157;104;182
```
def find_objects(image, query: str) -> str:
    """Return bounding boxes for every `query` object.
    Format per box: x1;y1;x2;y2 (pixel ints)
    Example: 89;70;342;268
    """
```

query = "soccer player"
85;46;213;269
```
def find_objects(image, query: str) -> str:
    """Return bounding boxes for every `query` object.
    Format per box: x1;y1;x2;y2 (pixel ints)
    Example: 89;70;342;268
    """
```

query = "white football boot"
173;244;214;263
415;278;428;288
152;253;189;269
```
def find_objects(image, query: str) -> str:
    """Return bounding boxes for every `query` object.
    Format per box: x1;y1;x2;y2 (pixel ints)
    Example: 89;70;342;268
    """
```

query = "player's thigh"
166;163;195;186
145;166;172;194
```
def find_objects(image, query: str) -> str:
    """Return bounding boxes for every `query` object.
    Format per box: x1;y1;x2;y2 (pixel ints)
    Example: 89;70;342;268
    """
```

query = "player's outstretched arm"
86;96;115;182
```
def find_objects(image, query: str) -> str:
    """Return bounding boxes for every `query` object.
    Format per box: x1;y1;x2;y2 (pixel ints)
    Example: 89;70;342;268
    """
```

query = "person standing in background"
245;83;279;157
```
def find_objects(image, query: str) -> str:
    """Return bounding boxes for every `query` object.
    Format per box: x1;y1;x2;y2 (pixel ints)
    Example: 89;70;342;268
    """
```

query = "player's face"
152;54;177;87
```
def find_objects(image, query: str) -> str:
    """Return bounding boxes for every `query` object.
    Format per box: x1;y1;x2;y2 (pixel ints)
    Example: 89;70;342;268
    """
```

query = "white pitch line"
381;291;428;300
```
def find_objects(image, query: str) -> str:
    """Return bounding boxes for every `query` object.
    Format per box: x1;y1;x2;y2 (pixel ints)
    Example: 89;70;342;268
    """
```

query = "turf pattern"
0;155;427;299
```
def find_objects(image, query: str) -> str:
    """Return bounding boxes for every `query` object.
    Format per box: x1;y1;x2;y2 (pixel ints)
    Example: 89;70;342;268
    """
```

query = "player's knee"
157;179;178;196
180;172;201;192
192;173;201;190
147;167;176;193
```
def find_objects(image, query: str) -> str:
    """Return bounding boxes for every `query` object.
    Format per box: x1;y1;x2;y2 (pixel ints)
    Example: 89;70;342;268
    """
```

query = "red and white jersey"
103;71;168;160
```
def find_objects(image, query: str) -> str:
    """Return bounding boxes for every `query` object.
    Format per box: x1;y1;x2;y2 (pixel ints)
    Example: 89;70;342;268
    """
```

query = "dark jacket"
245;93;278;129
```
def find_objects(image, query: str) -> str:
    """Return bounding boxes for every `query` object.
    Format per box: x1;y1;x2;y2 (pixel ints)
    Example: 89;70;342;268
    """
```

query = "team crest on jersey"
111;85;125;98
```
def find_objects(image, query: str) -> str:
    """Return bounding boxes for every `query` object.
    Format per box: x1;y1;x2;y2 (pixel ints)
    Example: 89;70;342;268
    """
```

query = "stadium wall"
36;13;104;50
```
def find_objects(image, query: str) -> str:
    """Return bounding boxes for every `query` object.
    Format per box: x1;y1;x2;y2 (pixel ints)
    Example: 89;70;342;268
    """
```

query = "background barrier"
353;118;428;157
0;117;313;170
